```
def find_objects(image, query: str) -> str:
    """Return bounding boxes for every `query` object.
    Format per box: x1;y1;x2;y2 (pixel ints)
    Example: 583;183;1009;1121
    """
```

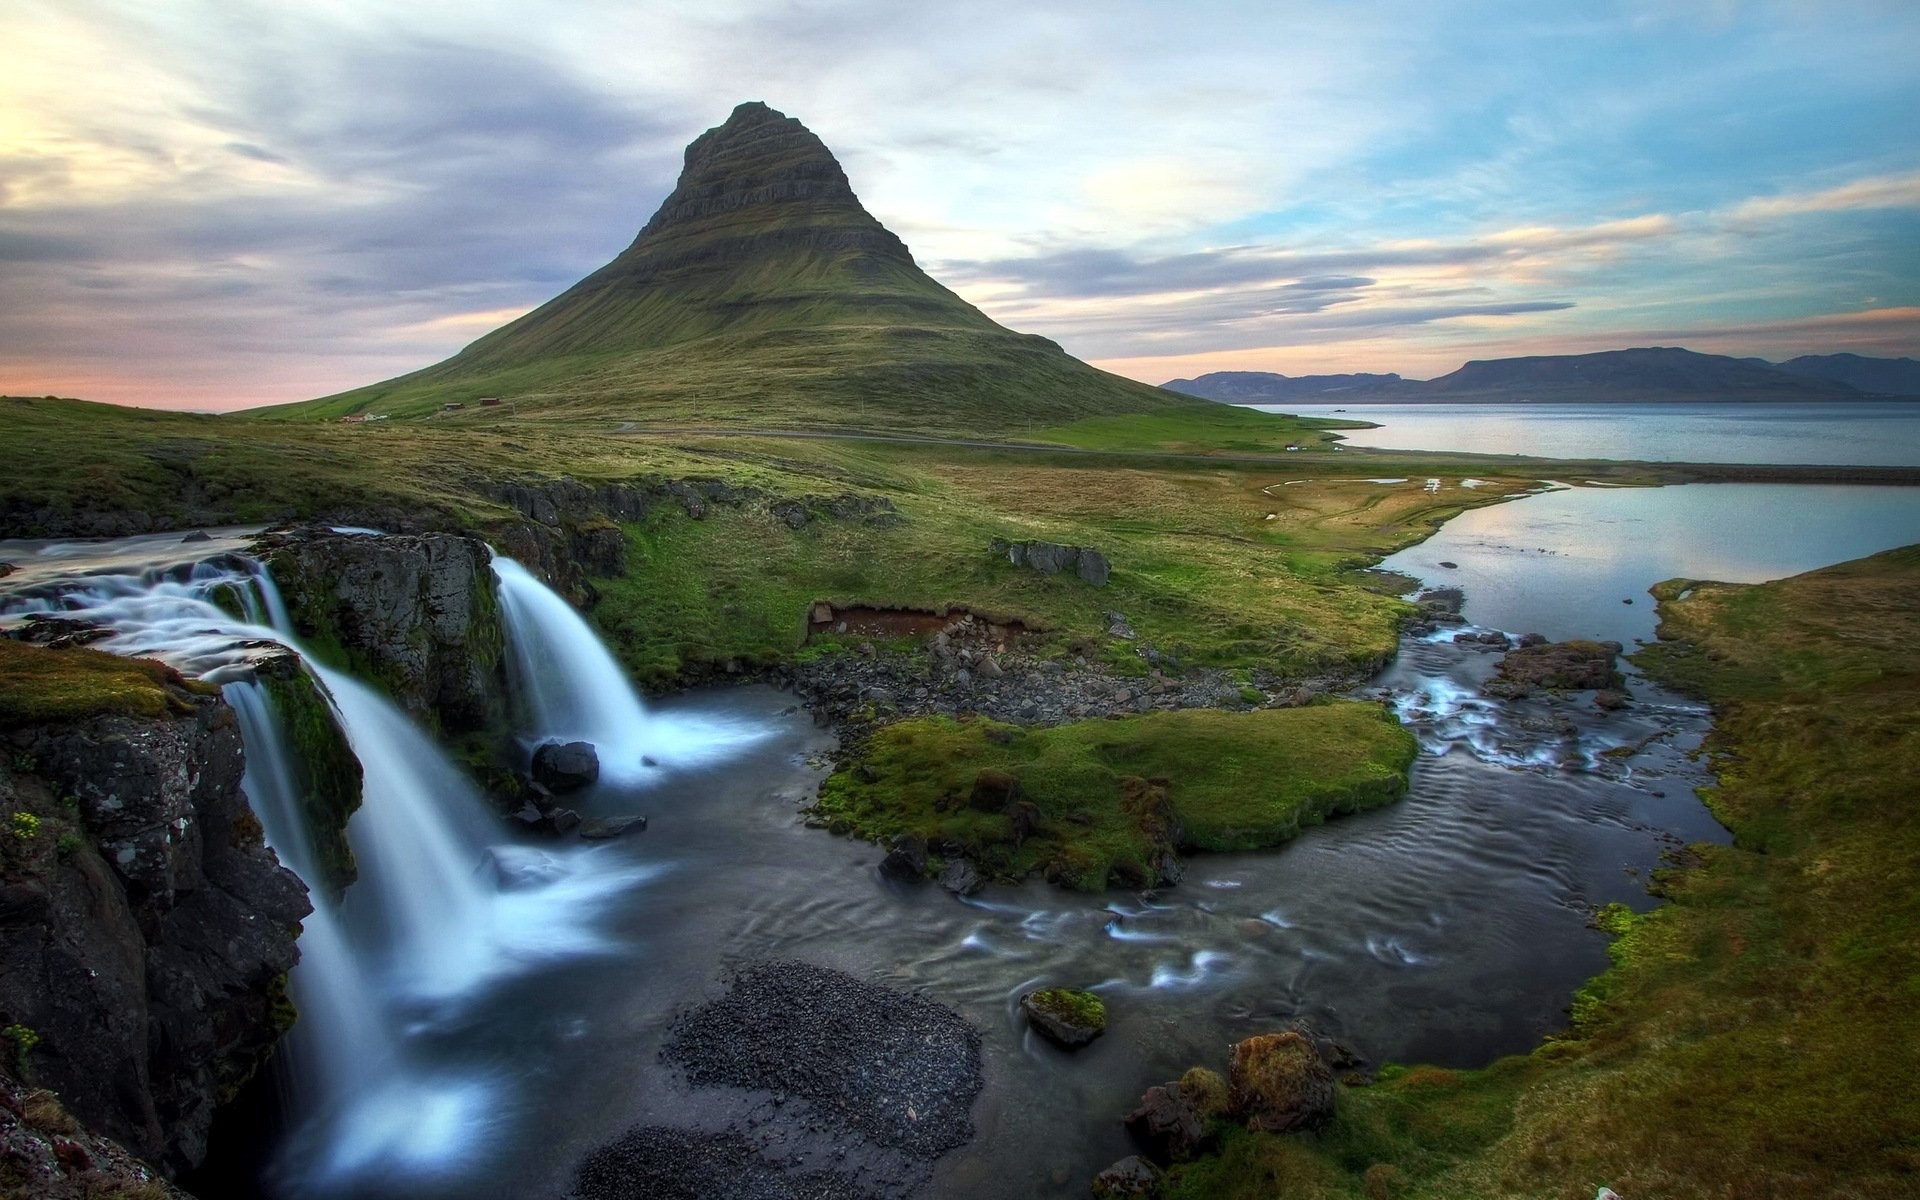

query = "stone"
1090;1156;1161;1199
1075;547;1112;586
977;655;1004;679
1227;1031;1335;1133
878;835;929;881
810;602;834;623
547;807;582;835
578;815;648;840
1020;987;1107;1049
1484;639;1623;699
180;530;212;543
770;499;811;529
532;740;600;791
1593;689;1630;711
1123;1082;1209;1164
1437;560;1458;569
938;859;984;896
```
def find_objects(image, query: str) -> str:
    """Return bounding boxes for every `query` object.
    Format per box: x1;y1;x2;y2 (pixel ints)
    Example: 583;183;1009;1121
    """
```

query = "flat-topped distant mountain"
257;102;1194;433
1161;371;1420;403
1751;353;1920;396
1167;346;1915;404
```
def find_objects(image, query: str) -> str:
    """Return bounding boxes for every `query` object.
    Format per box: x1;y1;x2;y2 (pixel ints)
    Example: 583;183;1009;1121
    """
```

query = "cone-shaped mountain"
270;102;1191;432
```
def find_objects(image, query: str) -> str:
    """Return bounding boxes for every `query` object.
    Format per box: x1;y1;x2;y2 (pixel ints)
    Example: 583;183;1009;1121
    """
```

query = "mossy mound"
1021;988;1107;1049
813;704;1415;890
0;639;212;728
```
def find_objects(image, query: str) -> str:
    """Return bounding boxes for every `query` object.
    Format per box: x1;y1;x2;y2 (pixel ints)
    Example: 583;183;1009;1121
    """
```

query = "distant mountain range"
1165;348;1920;405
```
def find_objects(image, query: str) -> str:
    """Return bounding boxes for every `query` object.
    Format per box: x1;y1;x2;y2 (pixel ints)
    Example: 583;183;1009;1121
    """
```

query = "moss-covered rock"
1227;1032;1333;1134
255;654;363;899
1020;987;1106;1049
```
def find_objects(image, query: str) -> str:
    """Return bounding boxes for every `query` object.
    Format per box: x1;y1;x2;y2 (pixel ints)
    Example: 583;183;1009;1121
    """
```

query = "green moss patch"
814;704;1415;890
258;662;363;898
0;639;208;728
1026;987;1107;1033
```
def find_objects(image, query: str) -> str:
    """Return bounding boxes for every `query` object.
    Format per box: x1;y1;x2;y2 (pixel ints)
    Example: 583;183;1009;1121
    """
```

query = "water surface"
1248;400;1920;466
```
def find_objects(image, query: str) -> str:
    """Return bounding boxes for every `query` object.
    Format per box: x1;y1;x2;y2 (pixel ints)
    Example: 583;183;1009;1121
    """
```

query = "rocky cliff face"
262;530;506;733
0;672;309;1175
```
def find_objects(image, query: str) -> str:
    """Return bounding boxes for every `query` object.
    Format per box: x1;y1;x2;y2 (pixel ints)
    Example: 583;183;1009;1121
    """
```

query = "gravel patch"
662;960;983;1158
573;1127;878;1200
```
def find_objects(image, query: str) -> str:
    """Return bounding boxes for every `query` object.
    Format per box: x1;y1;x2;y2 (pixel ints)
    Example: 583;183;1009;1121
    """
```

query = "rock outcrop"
995;539;1111;586
261;529;506;733
1484;638;1624;699
0;660;309;1175
1226;1032;1334;1134
0;1071;194;1200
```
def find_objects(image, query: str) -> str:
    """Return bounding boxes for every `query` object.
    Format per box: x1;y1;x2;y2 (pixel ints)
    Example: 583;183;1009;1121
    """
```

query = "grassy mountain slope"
255;103;1193;435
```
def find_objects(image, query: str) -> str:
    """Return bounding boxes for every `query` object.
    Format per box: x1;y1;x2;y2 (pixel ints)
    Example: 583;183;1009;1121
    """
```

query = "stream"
4;476;1918;1197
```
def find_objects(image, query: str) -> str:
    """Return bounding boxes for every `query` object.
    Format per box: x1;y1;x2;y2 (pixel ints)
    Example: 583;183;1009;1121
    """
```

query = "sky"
2;0;1917;411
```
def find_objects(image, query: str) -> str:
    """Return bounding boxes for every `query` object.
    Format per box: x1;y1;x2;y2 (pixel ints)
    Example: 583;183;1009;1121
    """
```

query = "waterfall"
492;556;653;780
492;554;769;776
0;538;667;1196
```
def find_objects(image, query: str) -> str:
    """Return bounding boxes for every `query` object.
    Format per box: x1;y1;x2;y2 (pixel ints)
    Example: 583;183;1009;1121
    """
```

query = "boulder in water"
879;834;929;881
532;740;600;791
180;530;212;543
1020;987;1106;1049
1124;1069;1225;1164
578;814;648;840
938;859;983;896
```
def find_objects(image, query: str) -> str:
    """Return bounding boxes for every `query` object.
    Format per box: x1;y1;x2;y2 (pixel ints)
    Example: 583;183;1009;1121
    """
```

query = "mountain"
1168;347;1882;405
1421;347;1861;401
1160;371;1417;403
258;102;1193;433
1761;353;1920;396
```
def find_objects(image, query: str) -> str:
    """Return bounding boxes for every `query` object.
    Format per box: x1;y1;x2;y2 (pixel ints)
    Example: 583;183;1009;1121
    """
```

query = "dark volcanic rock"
261;529;506;732
0;685;309;1174
532;740;600;791
660;960;982;1159
1000;540;1112;587
1124;1081;1212;1164
1227;1032;1335;1134
877;834;928;882
1484;638;1623;699
937;859;983;896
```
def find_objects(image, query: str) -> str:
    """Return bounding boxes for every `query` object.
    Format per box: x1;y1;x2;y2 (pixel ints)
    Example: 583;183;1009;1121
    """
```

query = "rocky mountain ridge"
1165;346;1919;404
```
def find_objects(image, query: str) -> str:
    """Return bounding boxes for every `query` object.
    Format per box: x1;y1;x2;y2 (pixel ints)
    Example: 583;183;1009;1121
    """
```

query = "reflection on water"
1382;482;1920;644
1251;400;1920;466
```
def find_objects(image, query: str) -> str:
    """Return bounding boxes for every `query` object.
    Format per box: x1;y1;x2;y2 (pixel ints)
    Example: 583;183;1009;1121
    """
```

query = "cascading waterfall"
493;556;653;779
0;537;674;1196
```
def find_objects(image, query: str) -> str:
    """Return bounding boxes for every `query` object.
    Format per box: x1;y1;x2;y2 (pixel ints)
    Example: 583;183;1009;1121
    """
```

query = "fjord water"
1257;400;1920;466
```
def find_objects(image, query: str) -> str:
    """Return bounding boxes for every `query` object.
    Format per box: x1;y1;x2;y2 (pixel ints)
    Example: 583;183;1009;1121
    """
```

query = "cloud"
1726;171;1920;223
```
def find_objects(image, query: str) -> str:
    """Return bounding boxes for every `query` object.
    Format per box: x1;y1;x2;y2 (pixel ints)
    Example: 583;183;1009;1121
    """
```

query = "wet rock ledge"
0;642;309;1178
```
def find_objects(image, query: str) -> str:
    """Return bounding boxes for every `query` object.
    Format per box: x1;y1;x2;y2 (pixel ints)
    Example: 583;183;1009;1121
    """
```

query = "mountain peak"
271;102;1188;432
632;101;902;258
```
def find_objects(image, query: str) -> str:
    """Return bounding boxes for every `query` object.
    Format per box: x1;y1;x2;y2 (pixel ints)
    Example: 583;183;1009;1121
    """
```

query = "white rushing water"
0;537;693;1196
